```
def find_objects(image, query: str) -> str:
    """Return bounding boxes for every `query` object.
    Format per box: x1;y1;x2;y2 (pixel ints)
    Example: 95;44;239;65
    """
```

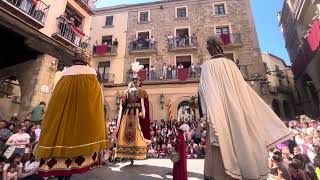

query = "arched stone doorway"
283;100;292;119
272;99;281;117
177;101;194;122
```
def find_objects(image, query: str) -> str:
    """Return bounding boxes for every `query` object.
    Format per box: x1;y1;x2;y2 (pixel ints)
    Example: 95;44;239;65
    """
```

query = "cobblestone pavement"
64;159;204;180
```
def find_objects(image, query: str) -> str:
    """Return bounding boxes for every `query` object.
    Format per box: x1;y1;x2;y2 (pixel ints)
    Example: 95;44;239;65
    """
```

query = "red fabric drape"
173;132;187;180
95;45;107;54
307;19;320;52
139;97;151;140
71;24;85;37
220;34;231;45
137;70;147;82
178;68;189;81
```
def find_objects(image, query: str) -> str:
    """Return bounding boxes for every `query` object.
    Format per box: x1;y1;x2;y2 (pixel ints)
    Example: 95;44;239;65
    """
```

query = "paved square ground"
68;159;204;180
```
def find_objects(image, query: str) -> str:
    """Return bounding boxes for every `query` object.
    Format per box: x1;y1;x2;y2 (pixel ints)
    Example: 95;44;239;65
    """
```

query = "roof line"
94;0;185;12
263;52;291;67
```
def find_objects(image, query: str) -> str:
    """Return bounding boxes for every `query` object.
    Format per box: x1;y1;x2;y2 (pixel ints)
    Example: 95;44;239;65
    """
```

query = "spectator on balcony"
172;65;177;79
167;65;172;79
190;63;196;78
162;63;167;79
191;33;198;46
149;66;156;80
133;36;138;50
113;38;119;47
168;34;174;49
185;35;190;46
176;36;181;48
150;36;156;49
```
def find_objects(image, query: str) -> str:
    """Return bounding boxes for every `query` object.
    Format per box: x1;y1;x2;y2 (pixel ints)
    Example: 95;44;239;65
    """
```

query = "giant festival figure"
34;49;108;180
115;62;151;165
198;36;292;180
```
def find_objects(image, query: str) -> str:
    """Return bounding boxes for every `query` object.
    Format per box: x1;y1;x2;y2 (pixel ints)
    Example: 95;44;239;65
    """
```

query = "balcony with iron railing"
218;34;242;48
93;45;117;57
129;40;156;54
127;68;201;82
168;36;198;52
75;0;94;15
1;0;50;29
52;16;90;49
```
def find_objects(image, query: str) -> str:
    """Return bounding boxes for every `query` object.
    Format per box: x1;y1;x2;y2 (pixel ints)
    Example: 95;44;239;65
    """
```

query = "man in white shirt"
162;63;167;79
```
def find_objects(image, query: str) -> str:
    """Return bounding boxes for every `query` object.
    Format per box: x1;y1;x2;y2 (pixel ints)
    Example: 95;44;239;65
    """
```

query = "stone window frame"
105;15;114;27
174;26;191;37
212;1;228;16
213;23;232;35
174;54;193;67
135;30;152;40
138;10;151;23
175;6;188;19
135;57;152;68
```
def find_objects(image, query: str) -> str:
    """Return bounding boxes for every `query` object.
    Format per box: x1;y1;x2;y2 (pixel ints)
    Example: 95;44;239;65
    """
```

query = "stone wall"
124;0;265;80
0;54;56;120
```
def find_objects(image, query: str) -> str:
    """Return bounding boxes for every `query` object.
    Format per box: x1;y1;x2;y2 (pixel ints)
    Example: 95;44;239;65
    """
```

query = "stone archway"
177;101;194;122
173;96;193;121
272;99;282;117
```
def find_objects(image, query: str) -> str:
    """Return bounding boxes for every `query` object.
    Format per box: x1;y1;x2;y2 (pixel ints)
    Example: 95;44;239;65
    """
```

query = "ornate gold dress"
116;89;148;159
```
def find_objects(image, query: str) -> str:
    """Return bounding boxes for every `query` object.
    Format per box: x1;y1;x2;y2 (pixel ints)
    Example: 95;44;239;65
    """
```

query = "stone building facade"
0;0;95;120
279;0;320;118
92;0;267;122
261;52;297;119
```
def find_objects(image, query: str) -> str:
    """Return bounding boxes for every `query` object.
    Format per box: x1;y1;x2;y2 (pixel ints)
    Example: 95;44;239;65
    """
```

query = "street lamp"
160;94;165;109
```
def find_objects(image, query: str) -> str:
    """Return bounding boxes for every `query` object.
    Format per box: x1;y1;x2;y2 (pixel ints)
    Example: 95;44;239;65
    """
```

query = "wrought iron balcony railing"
168;36;198;50
2;0;50;28
93;45;117;56
53;16;90;48
129;40;156;52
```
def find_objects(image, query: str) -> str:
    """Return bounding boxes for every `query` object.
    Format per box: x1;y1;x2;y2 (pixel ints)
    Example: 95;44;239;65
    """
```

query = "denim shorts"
13;148;25;157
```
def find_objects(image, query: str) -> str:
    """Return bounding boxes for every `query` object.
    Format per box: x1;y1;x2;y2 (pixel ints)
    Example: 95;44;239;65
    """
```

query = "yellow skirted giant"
34;65;108;177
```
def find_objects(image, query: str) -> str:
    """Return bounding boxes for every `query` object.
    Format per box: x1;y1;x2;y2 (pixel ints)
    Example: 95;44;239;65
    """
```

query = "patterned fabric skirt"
117;110;148;160
38;152;98;177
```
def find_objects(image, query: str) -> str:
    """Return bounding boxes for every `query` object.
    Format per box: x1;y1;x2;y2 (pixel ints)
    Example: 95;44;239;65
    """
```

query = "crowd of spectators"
269;115;320;180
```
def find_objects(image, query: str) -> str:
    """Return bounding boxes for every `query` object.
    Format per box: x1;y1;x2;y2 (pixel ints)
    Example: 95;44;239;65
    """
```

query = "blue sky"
96;0;290;64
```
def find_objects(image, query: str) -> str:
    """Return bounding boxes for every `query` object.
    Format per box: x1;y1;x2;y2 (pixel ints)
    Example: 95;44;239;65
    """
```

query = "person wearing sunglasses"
6;125;30;158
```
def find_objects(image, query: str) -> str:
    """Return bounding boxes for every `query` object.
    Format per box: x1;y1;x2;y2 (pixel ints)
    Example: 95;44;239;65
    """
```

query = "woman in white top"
6;125;30;158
